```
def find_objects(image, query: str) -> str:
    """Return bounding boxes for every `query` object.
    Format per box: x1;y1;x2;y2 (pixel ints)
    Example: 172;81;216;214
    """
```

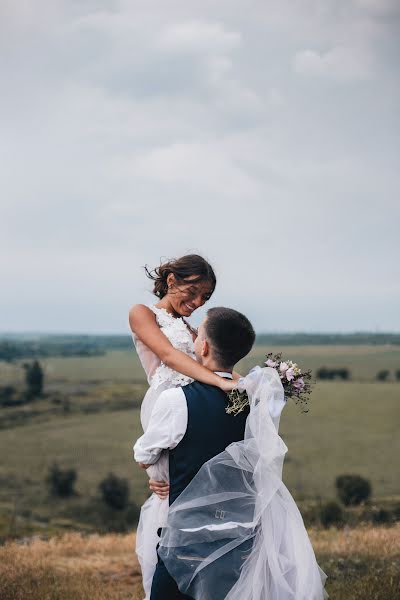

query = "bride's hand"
218;378;237;393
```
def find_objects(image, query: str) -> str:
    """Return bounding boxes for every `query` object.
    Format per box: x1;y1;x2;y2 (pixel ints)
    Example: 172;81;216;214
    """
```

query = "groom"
134;306;256;600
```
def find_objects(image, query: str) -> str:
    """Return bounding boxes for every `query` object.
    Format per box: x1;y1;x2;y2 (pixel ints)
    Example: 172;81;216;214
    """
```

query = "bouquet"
226;352;313;416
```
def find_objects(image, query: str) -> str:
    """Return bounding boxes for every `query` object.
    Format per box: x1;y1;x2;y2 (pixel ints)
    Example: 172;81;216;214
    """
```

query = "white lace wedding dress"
132;305;196;600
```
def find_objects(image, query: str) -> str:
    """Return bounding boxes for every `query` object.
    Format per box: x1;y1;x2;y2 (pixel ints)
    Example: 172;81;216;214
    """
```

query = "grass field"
0;344;399;599
1;344;400;384
0;382;398;531
1;526;399;600
0;344;399;538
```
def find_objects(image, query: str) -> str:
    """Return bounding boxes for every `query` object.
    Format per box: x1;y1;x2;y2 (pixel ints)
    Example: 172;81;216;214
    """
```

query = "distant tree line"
1;332;400;364
256;332;400;346
0;338;109;362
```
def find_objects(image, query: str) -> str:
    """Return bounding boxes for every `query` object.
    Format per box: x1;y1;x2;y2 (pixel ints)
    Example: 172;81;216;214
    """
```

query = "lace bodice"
132;305;195;390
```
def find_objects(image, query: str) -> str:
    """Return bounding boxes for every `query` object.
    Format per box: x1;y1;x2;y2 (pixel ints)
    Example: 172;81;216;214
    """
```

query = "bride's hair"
145;254;217;299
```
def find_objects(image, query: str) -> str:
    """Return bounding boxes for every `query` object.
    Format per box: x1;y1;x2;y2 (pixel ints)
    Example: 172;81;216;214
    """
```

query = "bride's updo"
145;254;217;299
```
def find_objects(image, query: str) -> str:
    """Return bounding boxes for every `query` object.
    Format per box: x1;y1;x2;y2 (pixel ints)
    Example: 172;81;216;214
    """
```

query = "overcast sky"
1;0;399;334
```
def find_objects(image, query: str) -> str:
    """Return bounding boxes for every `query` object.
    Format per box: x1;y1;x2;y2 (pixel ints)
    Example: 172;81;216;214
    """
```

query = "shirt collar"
214;371;233;379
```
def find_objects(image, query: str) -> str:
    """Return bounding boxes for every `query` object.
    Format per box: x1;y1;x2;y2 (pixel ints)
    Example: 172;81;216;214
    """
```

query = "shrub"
376;370;389;382
371;508;392;525
316;367;329;380
46;463;77;497
320;500;343;528
24;360;44;397
336;474;371;506
336;368;350;380
63;496;140;532
99;473;129;510
395;369;400;381
316;367;351;380
393;504;400;521
99;502;141;533
0;386;20;407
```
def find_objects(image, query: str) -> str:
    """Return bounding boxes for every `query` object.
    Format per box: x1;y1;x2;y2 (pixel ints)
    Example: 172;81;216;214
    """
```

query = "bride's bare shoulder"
129;304;156;331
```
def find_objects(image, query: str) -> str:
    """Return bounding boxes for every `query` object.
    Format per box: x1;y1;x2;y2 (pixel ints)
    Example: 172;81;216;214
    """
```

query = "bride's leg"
137;455;170;599
136;495;161;600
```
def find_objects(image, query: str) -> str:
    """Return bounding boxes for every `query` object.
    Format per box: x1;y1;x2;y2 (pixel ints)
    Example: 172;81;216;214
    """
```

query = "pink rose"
266;359;278;368
279;362;289;373
286;368;295;381
292;377;305;390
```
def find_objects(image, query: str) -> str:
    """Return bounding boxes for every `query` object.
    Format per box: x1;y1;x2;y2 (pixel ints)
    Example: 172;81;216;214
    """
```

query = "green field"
0;380;398;502
1;344;400;384
240;344;400;381
0;381;398;504
0;345;399;537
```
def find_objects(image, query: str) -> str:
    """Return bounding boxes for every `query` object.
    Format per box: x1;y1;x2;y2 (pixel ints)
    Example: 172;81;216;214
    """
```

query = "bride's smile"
158;276;214;319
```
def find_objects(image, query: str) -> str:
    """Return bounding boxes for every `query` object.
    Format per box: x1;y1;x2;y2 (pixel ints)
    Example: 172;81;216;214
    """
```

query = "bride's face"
166;274;213;317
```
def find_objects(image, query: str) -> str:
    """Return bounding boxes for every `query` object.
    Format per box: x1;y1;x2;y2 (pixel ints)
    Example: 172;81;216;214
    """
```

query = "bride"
131;254;327;599
129;254;236;599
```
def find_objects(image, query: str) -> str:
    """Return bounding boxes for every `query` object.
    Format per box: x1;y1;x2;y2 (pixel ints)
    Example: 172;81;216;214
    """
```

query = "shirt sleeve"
133;387;187;465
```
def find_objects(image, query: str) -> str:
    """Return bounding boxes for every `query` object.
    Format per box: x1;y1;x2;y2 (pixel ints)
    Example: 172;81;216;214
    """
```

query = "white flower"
286;368;295;381
266;358;278;368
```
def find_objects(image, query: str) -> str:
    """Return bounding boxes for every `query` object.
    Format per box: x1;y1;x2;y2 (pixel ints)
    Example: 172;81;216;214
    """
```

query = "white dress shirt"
133;372;233;466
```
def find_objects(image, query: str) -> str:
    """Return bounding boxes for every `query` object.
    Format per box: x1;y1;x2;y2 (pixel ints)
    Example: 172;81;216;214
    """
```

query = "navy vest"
168;380;248;505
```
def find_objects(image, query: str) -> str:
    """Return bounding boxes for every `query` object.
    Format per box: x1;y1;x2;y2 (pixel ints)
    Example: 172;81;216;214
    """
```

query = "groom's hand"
149;479;170;500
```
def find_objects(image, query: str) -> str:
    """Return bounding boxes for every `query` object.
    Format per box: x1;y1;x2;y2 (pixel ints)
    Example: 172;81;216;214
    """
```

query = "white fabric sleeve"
133;387;187;464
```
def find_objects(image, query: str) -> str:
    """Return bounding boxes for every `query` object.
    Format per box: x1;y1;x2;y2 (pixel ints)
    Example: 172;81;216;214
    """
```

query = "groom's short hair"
205;307;255;369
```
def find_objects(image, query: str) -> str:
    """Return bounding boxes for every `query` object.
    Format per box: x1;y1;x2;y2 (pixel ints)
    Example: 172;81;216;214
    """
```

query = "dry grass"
310;522;400;558
1;526;399;599
310;524;400;600
0;532;143;600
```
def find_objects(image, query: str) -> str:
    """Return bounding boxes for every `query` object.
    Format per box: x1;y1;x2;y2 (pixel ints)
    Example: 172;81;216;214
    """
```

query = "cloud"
159;21;242;54
353;0;400;17
0;0;399;332
293;45;373;82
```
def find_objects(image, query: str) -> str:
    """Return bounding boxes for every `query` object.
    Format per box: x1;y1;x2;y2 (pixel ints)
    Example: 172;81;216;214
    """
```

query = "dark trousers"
150;554;193;600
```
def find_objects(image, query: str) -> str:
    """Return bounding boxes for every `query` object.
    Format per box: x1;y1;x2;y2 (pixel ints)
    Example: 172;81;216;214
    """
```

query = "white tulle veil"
158;366;328;600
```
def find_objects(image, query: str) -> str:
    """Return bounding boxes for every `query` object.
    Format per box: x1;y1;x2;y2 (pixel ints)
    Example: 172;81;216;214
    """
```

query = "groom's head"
195;307;255;371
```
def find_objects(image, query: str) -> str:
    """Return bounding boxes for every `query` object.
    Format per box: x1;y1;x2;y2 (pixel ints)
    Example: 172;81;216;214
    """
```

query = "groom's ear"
201;339;210;357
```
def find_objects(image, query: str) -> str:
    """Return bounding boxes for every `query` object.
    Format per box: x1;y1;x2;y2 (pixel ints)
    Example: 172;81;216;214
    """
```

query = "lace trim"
149;305;176;328
151;365;194;390
150;306;194;346
149;304;196;389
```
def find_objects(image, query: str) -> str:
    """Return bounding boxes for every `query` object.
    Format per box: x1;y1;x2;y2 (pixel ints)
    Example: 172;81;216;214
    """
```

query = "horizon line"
1;330;400;337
